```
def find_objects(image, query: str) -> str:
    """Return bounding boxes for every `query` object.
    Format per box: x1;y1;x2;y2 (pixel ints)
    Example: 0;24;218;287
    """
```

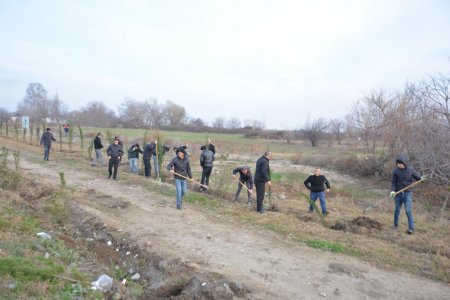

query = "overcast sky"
0;0;449;129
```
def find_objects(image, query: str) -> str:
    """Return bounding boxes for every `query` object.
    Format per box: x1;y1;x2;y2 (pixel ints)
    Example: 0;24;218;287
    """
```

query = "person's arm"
391;171;397;192
248;171;254;189
304;176;311;190
232;167;240;175
187;161;192;179
324;177;331;190
51;134;56;141
411;168;421;181
200;153;205;167
262;162;270;182
166;158;175;171
107;145;112;156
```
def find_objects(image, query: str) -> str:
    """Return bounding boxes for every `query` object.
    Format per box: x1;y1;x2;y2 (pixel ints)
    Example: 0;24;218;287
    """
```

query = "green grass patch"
0;256;65;281
303;238;347;253
0;208;39;233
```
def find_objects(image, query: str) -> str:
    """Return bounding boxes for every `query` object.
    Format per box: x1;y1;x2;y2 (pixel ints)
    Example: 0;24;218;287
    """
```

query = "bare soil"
2;137;450;299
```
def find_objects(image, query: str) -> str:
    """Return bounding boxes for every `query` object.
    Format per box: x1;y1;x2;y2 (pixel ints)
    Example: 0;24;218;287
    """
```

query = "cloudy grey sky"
1;0;449;129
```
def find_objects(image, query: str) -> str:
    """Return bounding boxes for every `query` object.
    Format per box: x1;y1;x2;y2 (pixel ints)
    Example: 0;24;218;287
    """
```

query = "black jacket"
167;156;192;180
128;145;142;159
391;155;421;192
40;132;56;147
200;149;214;168
143;143;154;160
304;175;330;192
93;136;103;149
254;156;270;183
233;166;253;189
107;144;124;158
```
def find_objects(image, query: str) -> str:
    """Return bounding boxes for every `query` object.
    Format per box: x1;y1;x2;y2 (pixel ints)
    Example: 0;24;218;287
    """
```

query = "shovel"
232;175;255;197
172;171;209;190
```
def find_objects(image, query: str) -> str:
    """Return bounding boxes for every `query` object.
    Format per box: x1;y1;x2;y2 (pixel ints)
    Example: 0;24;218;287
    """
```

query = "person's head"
177;150;185;159
264;151;272;160
113;139;119;145
200;145;206;151
396;155;407;169
96;132;101;137
46;128;51;132
135;143;140;148
242;168;248;175
314;167;321;176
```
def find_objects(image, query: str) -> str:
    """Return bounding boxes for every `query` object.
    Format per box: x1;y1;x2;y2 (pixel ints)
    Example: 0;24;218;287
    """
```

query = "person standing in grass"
107;138;124;181
254;151;272;214
40;127;56;161
390;155;426;234
127;143;142;174
167;147;192;209
91;132;104;166
232;165;254;205
143;142;154;178
199;145;214;191
304;167;331;216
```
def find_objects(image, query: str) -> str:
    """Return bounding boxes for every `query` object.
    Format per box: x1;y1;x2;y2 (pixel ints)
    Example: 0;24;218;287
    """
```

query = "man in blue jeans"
167;147;192;209
304;167;331;216
390;155;426;234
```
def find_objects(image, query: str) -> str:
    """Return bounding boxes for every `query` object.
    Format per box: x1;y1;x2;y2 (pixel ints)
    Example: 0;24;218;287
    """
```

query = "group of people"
38;128;426;233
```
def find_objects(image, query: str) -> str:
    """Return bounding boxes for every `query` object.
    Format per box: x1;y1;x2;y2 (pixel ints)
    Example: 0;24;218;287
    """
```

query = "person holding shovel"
254;151;272;214
167;147;192;209
304;167;331;216
390;155;426;234
232;166;254;205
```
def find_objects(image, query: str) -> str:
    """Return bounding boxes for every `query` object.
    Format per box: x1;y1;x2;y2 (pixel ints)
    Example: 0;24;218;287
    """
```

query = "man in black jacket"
142;142;154;178
232;165;254;205
91;132;104;166
304;167;331;216
254;151;272;213
390;155;426;234
200;145;214;191
40;128;56;161
167;148;192;209
107;138;124;180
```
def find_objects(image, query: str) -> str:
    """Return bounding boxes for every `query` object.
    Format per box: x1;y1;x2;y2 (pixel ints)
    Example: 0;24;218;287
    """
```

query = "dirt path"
5;140;450;299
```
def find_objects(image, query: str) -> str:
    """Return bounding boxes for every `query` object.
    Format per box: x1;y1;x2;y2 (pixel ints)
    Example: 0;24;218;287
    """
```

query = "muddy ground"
2;137;450;299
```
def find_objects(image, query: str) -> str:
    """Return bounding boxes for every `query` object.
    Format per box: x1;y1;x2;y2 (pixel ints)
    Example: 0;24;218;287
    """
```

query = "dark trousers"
108;157;120;179
201;166;213;186
143;159;151;177
235;180;252;202
255;181;266;212
44;146;51;161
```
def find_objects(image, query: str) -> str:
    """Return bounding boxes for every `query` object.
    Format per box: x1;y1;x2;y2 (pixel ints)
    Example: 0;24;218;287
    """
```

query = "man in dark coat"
107;138;124;180
254;151;272;213
128;143;142;174
200;145;214;191
143;142;155;178
40;128;56;161
91;132;104;166
232;165;254;205
390;155;426;234
167;147;192;209
304;167;331;216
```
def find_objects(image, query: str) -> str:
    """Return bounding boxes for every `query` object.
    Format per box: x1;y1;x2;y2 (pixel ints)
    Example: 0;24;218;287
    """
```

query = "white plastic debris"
107;241;112;246
126;251;131;256
121;278;127;285
36;232;52;240
130;273;141;281
319;292;327;297
201;282;206;287
44;252;50;259
91;274;113;292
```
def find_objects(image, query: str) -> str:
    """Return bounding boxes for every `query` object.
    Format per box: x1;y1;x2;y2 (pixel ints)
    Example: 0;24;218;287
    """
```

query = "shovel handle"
172;171;209;189
232;175;255;196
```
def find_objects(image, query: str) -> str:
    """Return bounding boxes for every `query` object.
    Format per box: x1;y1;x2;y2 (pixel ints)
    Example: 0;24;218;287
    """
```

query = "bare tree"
69;100;118;127
303;117;327;147
17;83;49;124
142;98;165;127
118;98;145;128
212;117;225;129
329;118;345;145
226;117;241;129
163;100;186;125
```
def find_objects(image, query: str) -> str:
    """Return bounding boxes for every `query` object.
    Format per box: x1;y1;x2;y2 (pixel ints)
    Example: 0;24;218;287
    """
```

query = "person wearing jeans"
91;132;104;166
167;148;192;209
232;166;254;205
390;155;426;234
127;143;142;174
304;167;331;216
